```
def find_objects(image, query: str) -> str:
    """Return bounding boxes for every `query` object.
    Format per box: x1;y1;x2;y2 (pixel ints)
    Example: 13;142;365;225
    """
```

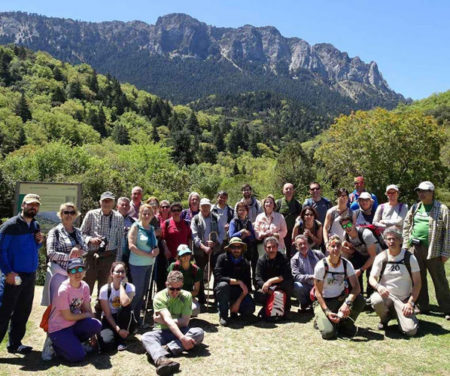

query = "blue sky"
2;0;449;100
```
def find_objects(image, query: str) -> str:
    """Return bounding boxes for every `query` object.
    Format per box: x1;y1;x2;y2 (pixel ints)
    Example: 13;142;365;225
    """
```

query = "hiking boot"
7;344;32;354
377;322;387;331
155;356;180;376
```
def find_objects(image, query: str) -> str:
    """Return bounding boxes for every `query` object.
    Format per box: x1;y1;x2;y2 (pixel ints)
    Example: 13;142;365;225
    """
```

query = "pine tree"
233;162;240;175
51;86;66;104
15;92;32;122
151;123;160;142
87;69;99;94
111;124;130;145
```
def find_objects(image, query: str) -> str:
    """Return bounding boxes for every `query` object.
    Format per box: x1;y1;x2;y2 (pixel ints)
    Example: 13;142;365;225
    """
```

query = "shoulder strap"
342;258;348;278
322;258;329;277
356;227;366;245
107;283;112;300
404;251;412;281
379;250;389;279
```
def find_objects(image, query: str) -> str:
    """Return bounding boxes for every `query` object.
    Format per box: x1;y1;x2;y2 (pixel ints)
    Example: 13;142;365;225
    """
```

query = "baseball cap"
100;191;115;201
23;193;41;205
414;181;435;192
177;244;192;257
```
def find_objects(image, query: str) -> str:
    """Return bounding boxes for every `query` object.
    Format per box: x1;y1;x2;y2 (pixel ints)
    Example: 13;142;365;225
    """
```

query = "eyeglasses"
161;206;170;209
168;287;182;291
386;191;397;195
113;270;126;274
341;222;353;229
69;267;84;274
63;210;76;215
171;208;182;212
310;188;320;191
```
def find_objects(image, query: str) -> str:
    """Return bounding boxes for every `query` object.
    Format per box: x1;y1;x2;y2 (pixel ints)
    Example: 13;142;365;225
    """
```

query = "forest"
0;45;448;219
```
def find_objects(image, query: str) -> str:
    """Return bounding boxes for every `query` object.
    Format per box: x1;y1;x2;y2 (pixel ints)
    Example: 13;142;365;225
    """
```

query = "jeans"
214;282;255;319
293;281;313;307
129;263;154;321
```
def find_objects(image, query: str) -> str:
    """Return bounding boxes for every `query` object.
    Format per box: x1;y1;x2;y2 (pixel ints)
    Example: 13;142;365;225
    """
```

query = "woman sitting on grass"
99;261;136;351
48;258;101;362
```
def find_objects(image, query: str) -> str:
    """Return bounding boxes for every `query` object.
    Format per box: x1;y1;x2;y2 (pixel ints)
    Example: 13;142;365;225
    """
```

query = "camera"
411;238;421;246
98;236;108;252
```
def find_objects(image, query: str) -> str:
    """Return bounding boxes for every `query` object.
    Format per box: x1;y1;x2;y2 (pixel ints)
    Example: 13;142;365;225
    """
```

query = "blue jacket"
0;214;42;274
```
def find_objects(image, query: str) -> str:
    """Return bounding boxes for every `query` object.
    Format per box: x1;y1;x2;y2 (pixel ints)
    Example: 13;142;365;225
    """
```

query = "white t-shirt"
347;228;381;256
314;258;355;298
370;249;419;301
99;282;136;314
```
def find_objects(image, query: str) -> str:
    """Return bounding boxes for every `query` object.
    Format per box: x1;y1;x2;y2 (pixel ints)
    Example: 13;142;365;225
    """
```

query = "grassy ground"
1;266;450;376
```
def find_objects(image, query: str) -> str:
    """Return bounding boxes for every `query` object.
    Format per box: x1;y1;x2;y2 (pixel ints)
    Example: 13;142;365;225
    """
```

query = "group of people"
0;177;449;375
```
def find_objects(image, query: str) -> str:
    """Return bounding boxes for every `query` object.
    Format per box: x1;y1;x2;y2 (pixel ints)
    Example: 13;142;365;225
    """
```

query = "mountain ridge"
0;11;405;110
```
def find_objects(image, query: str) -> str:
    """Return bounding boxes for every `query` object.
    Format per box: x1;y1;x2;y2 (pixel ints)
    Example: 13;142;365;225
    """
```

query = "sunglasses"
342;222;353;229
69;266;84;274
230;245;242;250
171;208;182;212
310;188;320;191
161;206;170;209
63;210;76;215
168;287;182;291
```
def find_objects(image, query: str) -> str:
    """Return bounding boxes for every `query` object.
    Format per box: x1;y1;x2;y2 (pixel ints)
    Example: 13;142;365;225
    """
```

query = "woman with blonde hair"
128;204;159;324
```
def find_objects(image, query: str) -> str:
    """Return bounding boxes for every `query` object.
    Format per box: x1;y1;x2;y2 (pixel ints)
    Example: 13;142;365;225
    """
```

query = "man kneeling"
214;237;255;326
141;271;204;376
369;226;421;336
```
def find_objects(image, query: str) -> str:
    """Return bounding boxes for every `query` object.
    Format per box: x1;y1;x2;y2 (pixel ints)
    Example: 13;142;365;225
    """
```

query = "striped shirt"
46;223;88;270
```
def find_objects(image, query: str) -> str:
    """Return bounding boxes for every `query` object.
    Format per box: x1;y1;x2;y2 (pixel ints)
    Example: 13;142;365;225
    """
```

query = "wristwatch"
345;299;353;307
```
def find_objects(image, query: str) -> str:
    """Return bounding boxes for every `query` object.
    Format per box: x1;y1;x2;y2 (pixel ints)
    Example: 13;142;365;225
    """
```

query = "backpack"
378;250;413;283
346;225;387;251
310;258;349;301
263;289;287;320
40;304;52;332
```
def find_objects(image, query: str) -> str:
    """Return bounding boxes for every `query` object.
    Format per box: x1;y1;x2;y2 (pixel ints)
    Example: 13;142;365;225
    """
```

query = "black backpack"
378;250;413;283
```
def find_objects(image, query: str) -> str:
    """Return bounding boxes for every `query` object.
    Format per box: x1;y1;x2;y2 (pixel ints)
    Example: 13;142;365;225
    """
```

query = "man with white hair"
369;226;421;335
402;181;450;320
128;186;143;219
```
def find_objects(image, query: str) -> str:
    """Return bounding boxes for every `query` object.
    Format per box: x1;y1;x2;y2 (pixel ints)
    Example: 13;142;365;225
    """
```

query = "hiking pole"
206;231;218;310
142;255;156;325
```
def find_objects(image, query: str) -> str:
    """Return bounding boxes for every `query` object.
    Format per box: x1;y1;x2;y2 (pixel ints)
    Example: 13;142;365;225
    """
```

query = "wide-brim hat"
225;237;247;252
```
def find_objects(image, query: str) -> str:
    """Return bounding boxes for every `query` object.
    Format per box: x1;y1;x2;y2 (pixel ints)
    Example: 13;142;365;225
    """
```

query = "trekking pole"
142;256;156;324
206;231;218;310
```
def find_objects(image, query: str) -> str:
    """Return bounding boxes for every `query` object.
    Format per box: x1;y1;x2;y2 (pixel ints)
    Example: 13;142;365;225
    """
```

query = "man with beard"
234;184;262;224
0;194;44;353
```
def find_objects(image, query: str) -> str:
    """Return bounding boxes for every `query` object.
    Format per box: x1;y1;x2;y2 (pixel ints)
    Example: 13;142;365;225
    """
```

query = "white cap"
385;184;399;193
358;192;373;201
414;181;435;191
199;198;212;207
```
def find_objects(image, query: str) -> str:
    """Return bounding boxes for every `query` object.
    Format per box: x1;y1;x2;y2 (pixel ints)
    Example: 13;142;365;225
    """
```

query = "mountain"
0;11;406;114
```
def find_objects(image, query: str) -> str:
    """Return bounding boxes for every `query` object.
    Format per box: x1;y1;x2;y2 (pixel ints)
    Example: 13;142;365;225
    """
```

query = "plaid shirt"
80;209;124;256
403;200;449;259
46;223;88;270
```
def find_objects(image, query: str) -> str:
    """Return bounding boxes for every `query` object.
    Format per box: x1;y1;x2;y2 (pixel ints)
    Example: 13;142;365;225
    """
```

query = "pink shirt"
254;211;288;250
48;279;91;333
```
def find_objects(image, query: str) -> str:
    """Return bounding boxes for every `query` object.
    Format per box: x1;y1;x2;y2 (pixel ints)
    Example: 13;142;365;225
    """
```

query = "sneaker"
445;314;450;321
41;336;55;361
155;356;180;376
7;344;33;354
377;322;387;330
117;343;127;351
219;317;228;327
82;342;94;354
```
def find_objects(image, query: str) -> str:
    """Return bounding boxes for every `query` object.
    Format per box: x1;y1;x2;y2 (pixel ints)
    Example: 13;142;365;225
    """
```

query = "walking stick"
142;255;156;325
206;231;218;309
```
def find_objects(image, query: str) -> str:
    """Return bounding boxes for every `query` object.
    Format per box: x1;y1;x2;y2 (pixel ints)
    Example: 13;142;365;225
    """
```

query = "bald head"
283;183;295;200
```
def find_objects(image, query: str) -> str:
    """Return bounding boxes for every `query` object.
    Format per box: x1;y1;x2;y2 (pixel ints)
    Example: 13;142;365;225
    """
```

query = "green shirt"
167;262;203;292
153;289;192;330
276;197;302;232
411;204;433;247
